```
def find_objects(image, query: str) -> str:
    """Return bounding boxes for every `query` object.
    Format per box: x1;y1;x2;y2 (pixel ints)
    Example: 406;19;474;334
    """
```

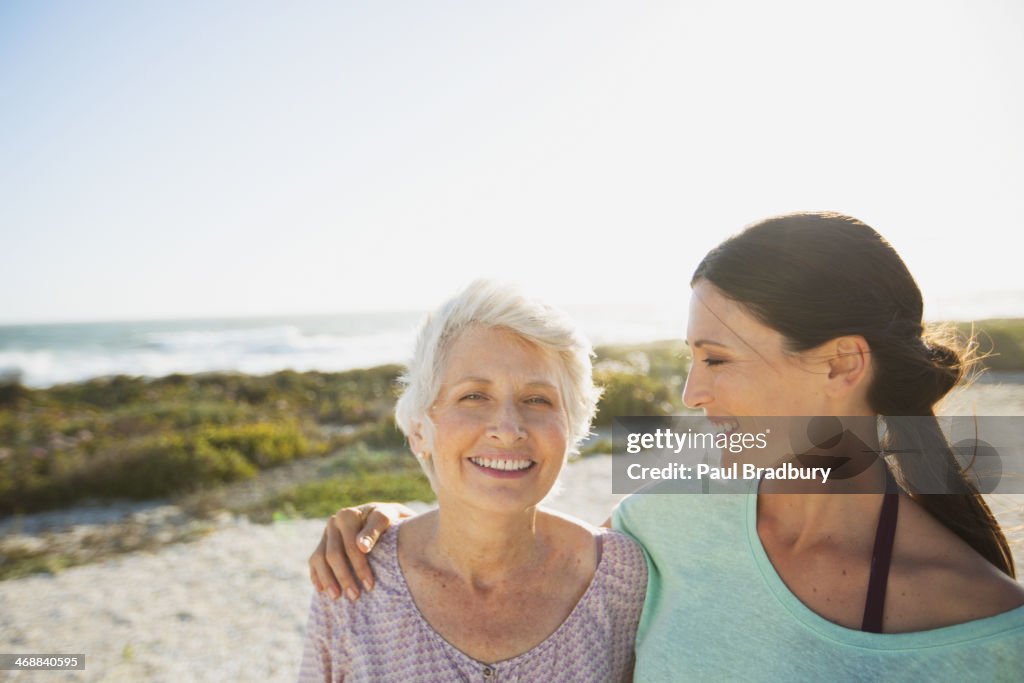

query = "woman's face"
683;280;834;420
424;325;569;514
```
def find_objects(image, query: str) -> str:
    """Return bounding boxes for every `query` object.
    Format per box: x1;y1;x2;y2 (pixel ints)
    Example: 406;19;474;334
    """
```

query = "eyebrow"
684;339;730;349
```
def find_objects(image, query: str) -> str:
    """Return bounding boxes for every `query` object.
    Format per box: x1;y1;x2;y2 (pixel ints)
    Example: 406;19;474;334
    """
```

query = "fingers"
308;529;341;601
306;501;412;602
356;507;395;554
340;505;388;594
325;508;366;601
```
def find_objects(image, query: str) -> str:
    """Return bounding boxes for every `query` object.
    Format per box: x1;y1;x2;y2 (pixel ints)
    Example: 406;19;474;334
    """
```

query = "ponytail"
874;333;1015;578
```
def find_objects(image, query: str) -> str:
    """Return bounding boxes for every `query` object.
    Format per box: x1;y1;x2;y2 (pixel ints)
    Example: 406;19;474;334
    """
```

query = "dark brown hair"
692;211;1015;577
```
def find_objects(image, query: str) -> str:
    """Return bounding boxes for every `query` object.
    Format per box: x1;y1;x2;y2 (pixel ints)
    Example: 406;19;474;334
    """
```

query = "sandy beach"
1;375;1022;682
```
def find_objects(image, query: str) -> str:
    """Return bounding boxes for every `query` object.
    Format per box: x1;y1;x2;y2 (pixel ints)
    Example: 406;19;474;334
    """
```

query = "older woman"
298;280;646;682
309;213;1024;681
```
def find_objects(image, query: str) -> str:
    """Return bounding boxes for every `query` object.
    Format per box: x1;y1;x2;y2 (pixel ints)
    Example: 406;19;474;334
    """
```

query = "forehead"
442;325;561;382
686;280;783;352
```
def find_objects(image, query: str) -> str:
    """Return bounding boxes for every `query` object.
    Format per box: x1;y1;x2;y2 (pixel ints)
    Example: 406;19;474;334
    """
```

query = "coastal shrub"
0;378;28;408
0;433;260;513
577;438;613;458
595;340;689;385
199;422;310;468
593;369;679;425
47;375;150;409
111;401;253;430
81;435;258;499
265;471;434;520
327;417;407;452
355;417;407;450
328;445;415;474
316;365;403;424
0;410;18;444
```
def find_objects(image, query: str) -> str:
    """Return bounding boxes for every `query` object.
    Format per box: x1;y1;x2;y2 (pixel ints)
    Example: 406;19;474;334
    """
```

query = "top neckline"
744;491;1024;649
387;519;611;669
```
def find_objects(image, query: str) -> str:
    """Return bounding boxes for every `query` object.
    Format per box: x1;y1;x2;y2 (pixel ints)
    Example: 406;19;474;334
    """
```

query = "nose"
489;399;527;444
682;364;710;410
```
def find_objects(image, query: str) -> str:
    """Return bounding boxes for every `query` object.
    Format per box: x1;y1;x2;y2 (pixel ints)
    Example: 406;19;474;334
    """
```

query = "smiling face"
683;280;837;420
416;324;570;515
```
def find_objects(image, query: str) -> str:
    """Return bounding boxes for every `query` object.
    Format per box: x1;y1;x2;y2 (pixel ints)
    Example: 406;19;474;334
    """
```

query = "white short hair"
394;279;601;489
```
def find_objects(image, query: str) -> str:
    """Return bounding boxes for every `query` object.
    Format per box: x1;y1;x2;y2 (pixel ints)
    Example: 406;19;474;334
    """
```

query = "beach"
0;375;1022;682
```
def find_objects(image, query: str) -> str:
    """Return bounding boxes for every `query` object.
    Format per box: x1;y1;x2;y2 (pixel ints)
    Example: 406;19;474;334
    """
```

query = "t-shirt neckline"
744;489;1024;650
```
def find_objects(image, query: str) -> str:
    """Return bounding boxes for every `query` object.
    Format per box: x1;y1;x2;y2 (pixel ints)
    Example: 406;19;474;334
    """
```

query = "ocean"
3;291;1021;389
0;304;688;388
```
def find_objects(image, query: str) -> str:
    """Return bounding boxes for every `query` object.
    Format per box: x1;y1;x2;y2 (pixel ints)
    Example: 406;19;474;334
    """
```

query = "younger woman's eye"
703;358;726;367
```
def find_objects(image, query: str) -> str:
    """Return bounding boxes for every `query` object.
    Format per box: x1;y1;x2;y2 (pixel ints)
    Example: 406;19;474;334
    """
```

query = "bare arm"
307;502;417;601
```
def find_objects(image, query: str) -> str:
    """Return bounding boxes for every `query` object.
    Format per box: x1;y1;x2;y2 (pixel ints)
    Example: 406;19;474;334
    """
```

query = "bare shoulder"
394;510;438;559
537;508;602;547
536;509;601;573
889;495;1024;630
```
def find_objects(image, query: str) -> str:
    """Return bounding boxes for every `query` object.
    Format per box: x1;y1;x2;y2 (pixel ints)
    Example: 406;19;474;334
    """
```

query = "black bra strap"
861;467;899;633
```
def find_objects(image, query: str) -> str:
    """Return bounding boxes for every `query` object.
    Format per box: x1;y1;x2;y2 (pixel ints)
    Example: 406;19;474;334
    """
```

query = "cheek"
711;369;745;399
716;368;780;413
529;411;570;449
430;410;482;450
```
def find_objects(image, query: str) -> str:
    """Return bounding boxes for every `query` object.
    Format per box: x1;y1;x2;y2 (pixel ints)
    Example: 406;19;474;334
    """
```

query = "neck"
423;500;547;586
758;419;890;551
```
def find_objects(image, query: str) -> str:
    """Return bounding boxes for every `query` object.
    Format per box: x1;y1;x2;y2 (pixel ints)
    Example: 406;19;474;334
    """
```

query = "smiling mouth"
468;457;536;472
708;419;739;436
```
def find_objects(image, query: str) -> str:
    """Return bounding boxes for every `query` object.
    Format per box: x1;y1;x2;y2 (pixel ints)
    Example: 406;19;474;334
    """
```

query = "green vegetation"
0;367;403;514
576;438;613;459
240;446;434;522
593;339;688;424
1;321;1021;517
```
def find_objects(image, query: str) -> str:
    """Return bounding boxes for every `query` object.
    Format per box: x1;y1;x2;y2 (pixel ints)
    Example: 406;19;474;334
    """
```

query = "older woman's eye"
525;396;553;405
460;392;486;401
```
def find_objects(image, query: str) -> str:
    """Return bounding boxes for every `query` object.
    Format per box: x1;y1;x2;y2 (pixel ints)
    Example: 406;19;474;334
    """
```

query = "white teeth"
710;420;739;434
470;457;533;471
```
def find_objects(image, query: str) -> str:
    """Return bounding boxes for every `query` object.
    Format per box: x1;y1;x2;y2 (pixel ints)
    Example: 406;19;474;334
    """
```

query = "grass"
257;471;435;522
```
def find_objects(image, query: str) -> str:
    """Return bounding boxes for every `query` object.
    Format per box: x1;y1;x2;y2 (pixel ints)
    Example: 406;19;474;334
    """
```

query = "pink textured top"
298;522;648;682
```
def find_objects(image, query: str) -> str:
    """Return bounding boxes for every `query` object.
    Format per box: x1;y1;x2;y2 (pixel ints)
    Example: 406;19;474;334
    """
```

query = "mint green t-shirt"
612;489;1024;682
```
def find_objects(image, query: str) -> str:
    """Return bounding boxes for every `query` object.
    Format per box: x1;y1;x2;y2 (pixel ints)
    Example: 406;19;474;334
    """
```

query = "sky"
2;0;1023;324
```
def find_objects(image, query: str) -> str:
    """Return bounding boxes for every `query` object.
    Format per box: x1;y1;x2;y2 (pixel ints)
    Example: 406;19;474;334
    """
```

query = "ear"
409;421;429;458
824;335;872;397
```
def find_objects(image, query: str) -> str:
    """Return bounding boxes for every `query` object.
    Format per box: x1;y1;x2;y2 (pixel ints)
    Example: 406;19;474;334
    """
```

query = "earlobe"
409;422;425;455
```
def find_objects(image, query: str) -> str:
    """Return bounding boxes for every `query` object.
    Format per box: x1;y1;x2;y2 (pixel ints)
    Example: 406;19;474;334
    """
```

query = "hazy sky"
2;0;1022;324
